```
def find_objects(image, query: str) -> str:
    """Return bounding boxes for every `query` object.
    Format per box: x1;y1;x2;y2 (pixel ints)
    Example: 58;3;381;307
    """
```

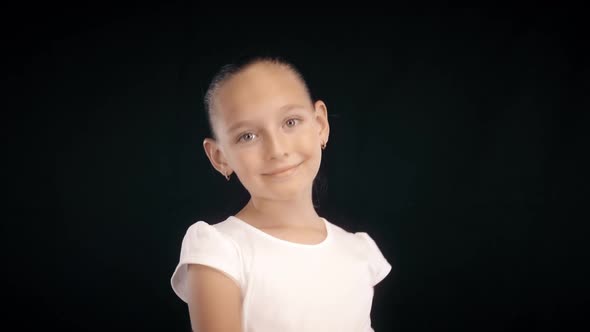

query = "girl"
171;55;392;332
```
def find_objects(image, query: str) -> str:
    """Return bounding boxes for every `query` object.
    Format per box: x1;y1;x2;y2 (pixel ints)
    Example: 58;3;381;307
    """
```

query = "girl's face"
203;62;330;201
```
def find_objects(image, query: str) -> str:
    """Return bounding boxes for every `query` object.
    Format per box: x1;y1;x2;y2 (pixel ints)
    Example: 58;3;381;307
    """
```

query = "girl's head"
202;56;330;202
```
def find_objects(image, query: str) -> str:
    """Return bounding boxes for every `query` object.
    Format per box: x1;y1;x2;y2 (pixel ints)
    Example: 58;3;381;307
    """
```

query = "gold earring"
321;141;327;150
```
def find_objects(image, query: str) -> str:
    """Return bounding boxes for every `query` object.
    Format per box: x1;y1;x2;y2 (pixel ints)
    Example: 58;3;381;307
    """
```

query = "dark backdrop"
7;5;589;332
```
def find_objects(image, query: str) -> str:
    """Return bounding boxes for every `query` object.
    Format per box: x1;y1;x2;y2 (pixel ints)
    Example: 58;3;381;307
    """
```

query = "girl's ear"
203;138;232;176
314;100;330;146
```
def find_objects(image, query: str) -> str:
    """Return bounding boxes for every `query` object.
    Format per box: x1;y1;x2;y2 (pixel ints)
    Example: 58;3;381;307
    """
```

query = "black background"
7;5;589;331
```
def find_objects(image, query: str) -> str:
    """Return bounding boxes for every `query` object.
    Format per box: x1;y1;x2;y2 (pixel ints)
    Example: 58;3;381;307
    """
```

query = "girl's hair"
203;54;314;141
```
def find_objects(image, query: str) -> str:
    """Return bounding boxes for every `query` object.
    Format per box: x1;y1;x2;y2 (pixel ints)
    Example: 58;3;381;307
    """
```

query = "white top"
171;216;392;332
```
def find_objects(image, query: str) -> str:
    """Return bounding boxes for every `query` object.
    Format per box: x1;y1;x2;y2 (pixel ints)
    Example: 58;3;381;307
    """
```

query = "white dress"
171;216;392;332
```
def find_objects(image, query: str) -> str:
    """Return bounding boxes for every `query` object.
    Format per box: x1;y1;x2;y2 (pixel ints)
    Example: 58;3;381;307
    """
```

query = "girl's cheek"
237;150;260;165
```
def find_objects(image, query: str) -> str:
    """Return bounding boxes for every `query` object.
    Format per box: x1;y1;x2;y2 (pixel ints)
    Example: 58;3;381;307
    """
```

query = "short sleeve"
170;221;243;303
356;232;392;287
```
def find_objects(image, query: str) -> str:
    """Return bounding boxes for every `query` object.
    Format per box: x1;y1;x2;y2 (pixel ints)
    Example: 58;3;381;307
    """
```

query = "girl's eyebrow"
279;103;307;113
226;104;307;134
227;121;253;134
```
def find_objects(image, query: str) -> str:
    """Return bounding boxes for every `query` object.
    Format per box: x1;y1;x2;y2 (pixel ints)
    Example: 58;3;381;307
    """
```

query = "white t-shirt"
171;216;392;332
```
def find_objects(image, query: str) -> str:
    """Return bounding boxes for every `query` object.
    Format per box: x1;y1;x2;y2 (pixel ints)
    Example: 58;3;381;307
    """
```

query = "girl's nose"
266;132;289;160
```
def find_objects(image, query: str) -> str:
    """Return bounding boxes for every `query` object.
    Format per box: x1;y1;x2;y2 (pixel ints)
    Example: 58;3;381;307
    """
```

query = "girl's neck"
235;194;321;229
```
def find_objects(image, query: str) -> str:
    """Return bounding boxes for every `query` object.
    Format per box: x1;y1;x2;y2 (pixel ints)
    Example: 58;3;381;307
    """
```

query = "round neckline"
228;215;331;248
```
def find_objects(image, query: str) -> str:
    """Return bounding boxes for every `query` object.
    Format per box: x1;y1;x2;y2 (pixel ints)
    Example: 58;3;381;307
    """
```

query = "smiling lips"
263;162;301;176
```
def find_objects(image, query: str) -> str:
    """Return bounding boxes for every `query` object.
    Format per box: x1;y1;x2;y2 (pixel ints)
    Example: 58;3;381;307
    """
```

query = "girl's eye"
285;118;301;128
238;132;257;143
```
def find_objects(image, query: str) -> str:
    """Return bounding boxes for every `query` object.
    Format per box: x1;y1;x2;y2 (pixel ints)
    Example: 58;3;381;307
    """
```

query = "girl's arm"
186;264;243;332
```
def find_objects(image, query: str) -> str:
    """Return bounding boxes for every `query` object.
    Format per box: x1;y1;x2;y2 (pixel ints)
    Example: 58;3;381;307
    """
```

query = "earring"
321;141;327;150
224;171;231;181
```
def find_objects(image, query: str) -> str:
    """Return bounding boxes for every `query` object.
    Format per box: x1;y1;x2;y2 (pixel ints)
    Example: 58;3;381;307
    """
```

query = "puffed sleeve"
356;232;392;287
170;221;243;303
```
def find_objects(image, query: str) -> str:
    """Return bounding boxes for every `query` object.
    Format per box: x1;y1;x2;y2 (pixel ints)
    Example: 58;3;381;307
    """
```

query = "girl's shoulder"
327;220;375;244
183;216;244;243
182;216;258;251
171;217;245;302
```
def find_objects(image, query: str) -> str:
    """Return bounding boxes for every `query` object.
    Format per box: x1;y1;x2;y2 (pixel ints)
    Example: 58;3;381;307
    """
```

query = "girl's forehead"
214;63;311;121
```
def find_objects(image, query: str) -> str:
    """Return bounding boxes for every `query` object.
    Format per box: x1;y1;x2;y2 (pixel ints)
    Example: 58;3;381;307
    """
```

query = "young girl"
171;55;392;332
